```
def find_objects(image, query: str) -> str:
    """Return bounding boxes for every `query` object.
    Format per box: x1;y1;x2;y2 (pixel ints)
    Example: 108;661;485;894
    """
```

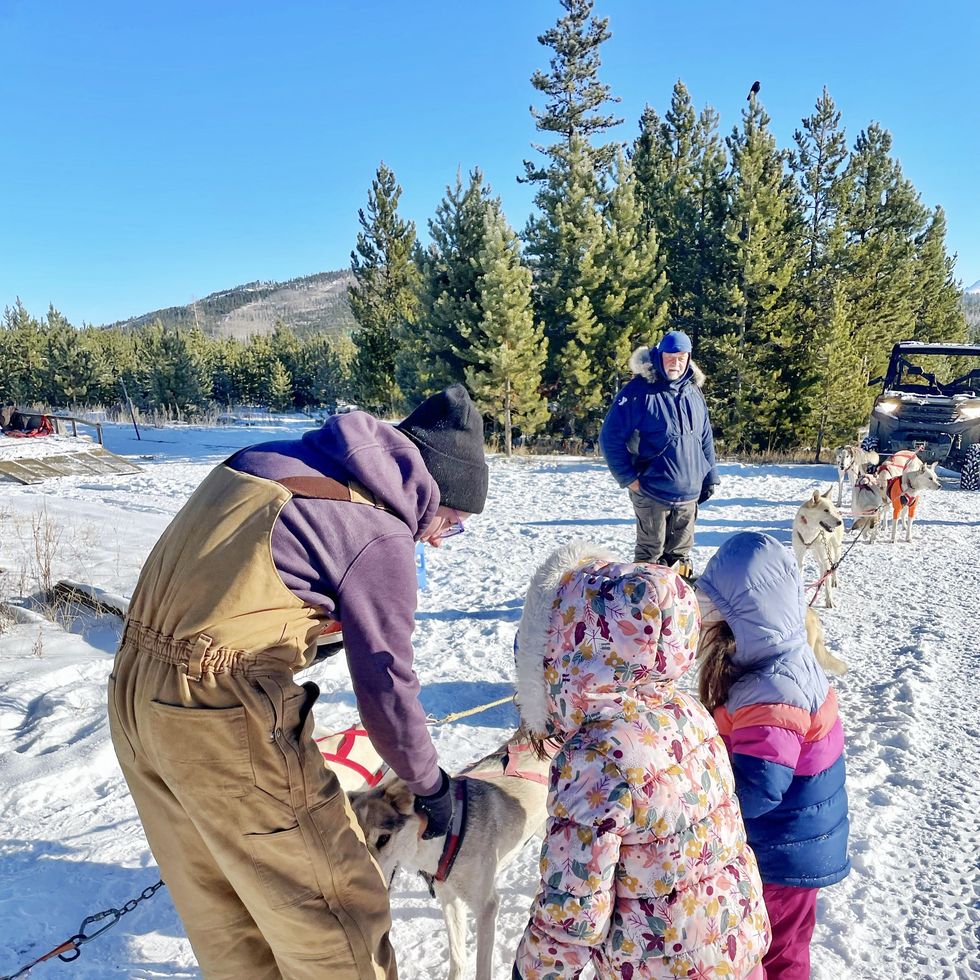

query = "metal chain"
0;879;165;980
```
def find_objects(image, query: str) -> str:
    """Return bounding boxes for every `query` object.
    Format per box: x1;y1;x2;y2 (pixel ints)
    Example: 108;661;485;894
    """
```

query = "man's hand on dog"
414;769;453;839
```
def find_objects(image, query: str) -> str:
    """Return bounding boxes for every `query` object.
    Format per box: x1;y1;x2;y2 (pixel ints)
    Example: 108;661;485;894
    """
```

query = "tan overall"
107;465;397;979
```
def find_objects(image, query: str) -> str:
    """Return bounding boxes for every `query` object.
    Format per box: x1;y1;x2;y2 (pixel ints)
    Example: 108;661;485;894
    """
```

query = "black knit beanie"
397;384;489;514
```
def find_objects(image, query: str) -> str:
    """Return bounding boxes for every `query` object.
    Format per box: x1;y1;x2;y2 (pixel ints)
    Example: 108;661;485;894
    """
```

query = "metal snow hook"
0;879;165;979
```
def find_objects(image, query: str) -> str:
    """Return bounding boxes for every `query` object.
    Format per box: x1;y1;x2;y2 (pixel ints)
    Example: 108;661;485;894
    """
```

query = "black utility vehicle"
864;342;980;490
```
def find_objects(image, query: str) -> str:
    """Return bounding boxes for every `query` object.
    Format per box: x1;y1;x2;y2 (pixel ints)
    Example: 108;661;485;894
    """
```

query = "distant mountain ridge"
104;269;355;339
965;279;980;295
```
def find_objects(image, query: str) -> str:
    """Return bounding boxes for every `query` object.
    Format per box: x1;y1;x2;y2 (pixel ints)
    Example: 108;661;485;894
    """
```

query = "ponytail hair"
697;619;738;714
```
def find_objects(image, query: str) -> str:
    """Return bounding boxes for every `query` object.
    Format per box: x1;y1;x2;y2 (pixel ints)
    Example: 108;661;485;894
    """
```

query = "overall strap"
275;475;390;511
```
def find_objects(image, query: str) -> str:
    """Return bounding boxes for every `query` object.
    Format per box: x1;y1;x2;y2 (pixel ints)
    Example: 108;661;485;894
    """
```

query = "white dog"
850;473;887;543
351;733;551;980
877;451;941;543
793;488;845;608
835;444;880;505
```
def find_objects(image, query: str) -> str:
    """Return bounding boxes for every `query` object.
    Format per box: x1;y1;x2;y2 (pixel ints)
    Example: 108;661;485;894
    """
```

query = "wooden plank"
0;446;141;483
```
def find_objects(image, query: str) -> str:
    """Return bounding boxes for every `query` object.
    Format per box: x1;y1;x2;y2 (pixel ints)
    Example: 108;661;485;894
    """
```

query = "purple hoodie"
230;412;442;795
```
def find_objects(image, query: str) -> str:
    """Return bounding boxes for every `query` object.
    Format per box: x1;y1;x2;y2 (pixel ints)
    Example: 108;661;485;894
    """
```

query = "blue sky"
1;0;978;325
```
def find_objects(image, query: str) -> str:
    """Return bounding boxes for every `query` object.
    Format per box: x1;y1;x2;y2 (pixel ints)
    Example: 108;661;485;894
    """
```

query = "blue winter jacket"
697;532;851;888
599;346;719;504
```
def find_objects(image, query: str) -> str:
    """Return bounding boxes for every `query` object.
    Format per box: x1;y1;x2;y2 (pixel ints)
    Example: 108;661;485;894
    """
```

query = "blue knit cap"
657;330;693;354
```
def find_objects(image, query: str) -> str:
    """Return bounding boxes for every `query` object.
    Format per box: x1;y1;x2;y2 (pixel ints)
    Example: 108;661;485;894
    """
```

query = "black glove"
414;769;453;839
697;482;717;505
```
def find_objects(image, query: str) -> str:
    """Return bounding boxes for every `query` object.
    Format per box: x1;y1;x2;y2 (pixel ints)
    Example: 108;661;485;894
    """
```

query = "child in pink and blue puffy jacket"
512;541;770;980
697;532;850;980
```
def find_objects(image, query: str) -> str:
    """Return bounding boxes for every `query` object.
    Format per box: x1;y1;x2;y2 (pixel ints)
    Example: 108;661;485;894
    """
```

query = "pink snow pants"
761;883;818;979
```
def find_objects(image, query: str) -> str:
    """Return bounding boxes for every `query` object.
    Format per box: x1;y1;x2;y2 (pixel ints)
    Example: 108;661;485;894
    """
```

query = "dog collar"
433;779;469;883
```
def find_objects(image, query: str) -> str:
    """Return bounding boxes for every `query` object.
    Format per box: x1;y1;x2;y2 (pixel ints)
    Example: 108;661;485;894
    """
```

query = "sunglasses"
436;509;465;540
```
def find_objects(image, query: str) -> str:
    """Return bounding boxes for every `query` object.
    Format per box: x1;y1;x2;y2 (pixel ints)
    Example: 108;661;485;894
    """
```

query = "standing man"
599;330;718;577
108;384;488;980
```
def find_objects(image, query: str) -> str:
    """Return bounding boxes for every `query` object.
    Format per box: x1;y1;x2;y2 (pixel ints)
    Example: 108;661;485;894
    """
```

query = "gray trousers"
628;489;698;565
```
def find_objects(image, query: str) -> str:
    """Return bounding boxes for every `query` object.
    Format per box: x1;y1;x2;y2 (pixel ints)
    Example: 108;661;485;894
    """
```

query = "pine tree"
1;300;46;403
145;324;209;416
526;136;608;430
789;88;849;456
633;88;732;374
45;310;112;406
837;123;926;383
408;170;494;398
809;282;870;454
523;0;623;185
718;93;804;451
465;204;548;456
265;360;294;412
911;206;967;343
349;162;420;416
592;153;667;404
522;0;624;434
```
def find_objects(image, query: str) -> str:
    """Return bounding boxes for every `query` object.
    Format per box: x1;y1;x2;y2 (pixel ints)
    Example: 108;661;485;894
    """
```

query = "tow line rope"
426;695;515;726
807;526;866;607
1;880;165;980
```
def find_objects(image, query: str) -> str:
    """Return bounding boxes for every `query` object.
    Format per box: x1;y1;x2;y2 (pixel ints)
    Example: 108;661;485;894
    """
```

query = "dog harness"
431;740;558;884
315;727;389;788
432;779;469;883
851;474;885;519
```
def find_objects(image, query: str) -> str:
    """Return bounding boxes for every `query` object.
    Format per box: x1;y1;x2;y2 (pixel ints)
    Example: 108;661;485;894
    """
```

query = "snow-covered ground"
1;422;978;980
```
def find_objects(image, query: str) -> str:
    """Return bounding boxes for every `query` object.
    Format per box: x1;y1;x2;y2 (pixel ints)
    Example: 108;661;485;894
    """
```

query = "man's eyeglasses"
437;509;465;540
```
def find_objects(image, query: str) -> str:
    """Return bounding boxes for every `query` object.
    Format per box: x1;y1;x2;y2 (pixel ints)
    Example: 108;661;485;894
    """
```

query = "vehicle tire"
960;444;980;491
860;435;879;453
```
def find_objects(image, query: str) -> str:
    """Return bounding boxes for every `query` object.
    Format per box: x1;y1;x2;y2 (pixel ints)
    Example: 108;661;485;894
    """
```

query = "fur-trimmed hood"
629;345;706;388
513;541;701;736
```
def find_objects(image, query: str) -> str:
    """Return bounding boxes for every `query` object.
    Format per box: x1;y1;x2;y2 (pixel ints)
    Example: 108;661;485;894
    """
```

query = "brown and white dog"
350;734;551;980
792;488;845;608
835;444;880;506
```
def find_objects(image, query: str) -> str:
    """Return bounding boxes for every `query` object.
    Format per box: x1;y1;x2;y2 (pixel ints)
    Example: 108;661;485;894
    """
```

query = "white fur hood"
513;541;615;736
629;345;706;388
513;541;701;736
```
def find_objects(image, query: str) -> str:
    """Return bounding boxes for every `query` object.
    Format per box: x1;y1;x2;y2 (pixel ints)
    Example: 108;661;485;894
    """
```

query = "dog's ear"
384;782;416;816
808;490;822;506
822;485;834;500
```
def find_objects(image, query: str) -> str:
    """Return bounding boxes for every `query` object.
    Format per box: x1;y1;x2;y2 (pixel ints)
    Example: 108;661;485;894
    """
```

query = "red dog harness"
432;740;557;883
315;727;388;788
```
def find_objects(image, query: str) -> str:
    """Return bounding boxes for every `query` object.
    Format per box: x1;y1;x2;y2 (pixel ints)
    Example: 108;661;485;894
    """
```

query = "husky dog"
792;488;845;608
876;451;941;543
850;473;887;543
350;734;550;980
835;444;880;505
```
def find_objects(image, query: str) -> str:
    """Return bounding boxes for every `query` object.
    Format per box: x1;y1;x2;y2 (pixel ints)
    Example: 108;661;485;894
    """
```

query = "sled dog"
351;732;550;980
877;451;941;543
835;444;880;505
792;488;845;608
850;473;887;544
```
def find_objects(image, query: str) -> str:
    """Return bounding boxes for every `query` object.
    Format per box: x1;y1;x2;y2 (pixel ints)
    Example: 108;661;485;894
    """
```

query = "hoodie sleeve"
515;748;631;979
599;384;641;488
335;533;441;797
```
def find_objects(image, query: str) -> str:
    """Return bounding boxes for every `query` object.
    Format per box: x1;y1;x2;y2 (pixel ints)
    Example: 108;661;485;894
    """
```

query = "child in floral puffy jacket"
512;541;770;980
697;532;850;980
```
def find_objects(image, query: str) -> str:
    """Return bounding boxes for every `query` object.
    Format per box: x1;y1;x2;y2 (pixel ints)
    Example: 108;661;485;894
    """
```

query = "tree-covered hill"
103;269;355;339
